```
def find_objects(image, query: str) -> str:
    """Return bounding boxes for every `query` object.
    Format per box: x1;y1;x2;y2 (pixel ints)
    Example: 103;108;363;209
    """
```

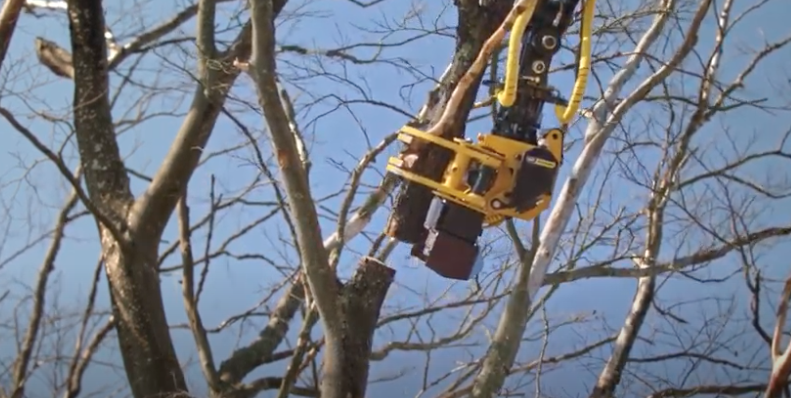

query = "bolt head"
541;35;557;50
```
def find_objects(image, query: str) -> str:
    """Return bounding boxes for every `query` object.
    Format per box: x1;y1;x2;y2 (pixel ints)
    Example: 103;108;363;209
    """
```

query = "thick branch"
218;1;510;381
0;0;25;70
247;1;352;397
471;0;689;395
588;263;654;398
470;218;541;398
325;258;395;398
127;0;289;238
248;0;337;325
218;4;453;383
67;0;133;225
67;1;188;396
34;36;73;78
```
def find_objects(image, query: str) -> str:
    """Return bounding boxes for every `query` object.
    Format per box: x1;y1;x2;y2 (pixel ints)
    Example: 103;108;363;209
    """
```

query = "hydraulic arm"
385;0;594;280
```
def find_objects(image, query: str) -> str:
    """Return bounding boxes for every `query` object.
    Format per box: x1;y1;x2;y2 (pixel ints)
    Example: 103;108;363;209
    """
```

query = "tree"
0;0;789;397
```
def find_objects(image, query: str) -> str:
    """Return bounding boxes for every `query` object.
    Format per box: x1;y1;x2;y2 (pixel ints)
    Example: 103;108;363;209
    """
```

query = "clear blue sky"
0;0;790;396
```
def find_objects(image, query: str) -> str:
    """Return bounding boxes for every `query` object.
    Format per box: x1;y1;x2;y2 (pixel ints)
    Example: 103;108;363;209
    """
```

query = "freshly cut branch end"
321;257;395;398
34;36;73;79
232;58;250;72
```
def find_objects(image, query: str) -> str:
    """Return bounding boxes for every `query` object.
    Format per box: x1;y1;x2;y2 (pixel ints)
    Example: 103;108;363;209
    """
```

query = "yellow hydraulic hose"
496;0;538;108
555;0;595;125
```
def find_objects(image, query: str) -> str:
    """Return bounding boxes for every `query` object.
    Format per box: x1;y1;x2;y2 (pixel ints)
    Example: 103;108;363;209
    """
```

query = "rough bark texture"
323;258;395;398
62;1;291;397
217;0;456;384
216;85;400;392
384;0;512;243
35;36;74;78
247;2;396;396
66;0;189;396
104;237;189;397
217;0;510;382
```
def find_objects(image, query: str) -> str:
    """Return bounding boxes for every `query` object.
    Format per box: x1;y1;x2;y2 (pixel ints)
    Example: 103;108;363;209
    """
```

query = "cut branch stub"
320;257;395;398
35;36;73;79
384;1;512;243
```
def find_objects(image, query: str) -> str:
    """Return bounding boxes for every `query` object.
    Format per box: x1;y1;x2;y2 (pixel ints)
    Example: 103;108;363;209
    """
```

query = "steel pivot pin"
541;35;557;50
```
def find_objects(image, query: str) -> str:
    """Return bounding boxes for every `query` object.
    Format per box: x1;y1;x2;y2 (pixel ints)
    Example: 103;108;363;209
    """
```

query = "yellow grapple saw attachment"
385;0;595;280
387;126;564;226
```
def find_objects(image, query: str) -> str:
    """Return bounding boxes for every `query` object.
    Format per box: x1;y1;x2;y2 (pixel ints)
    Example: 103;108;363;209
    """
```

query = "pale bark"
766;274;791;397
247;1;395;397
590;0;729;394
249;0;341;341
471;0;704;395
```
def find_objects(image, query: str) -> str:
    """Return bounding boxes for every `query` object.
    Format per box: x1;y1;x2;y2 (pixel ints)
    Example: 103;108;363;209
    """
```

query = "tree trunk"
66;0;189;396
320;258;395;398
384;0;512;243
101;231;189;397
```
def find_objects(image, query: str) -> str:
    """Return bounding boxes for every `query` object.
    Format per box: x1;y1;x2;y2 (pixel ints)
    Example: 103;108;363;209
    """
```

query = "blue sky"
0;0;790;397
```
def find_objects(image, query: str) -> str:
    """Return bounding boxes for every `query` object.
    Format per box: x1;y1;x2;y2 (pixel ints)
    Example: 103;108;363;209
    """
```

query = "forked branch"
247;1;396;396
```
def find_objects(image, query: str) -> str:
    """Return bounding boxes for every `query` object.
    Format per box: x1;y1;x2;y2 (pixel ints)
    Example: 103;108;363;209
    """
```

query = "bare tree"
0;0;789;397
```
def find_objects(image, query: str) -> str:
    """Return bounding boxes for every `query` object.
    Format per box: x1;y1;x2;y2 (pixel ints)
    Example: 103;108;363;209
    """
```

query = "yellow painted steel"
386;0;595;227
386;127;564;227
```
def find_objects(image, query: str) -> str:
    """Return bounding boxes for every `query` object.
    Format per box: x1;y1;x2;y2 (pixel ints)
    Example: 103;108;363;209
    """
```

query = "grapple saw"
385;0;595;280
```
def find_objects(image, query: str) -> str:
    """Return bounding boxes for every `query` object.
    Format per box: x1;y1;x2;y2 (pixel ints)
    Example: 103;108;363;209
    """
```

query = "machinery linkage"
385;0;594;280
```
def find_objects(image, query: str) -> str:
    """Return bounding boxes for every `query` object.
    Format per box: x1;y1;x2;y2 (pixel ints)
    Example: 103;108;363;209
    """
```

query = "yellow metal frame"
385;0;596;227
386;126;564;227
